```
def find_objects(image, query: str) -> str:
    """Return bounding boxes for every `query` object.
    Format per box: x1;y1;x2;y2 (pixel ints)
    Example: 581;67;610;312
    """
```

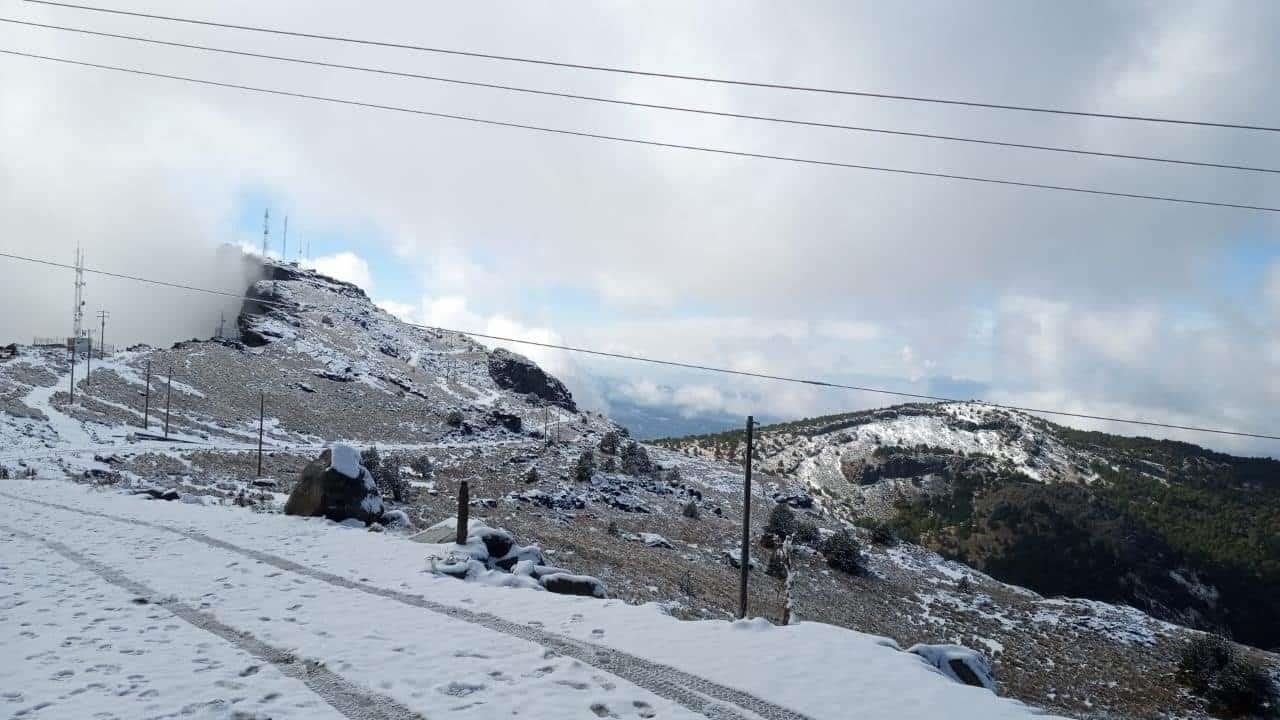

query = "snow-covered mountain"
657;404;1280;652
2;257;1276;719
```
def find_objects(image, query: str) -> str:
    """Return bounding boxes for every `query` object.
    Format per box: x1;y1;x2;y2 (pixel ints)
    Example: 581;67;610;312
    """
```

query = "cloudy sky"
2;1;1279;451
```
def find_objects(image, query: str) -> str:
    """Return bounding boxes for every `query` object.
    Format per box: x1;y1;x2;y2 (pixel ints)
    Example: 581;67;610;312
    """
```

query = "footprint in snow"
439;681;485;697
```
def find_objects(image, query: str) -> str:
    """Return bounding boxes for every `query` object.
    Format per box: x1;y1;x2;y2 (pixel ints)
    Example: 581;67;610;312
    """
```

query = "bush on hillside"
598;430;622;455
793;521;821;548
574;451;596;482
765;503;797;538
620;442;653;475
682;500;700;520
1179;634;1277;717
821;530;865;575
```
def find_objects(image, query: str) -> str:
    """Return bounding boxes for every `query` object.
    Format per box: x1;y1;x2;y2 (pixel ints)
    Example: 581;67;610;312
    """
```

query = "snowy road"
0;480;1052;720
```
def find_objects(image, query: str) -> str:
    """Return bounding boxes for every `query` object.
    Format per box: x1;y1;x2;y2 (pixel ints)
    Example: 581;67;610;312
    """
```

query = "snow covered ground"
0;478;1056;720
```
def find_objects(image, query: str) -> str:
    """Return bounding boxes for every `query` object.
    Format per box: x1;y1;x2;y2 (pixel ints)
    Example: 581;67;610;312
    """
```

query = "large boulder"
540;573;607;598
486;348;576;410
284;445;384;524
907;644;996;691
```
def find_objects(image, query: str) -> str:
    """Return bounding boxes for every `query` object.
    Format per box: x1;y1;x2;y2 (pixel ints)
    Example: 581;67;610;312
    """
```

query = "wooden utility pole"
68;343;76;404
85;338;92;392
96;310;109;359
257;392;265;477
142;360;151;428
738;415;755;620
455;480;470;545
163;364;174;439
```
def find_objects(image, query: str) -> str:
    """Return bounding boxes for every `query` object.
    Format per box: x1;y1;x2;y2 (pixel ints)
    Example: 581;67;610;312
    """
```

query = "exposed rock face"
284;447;384;524
486;349;576;410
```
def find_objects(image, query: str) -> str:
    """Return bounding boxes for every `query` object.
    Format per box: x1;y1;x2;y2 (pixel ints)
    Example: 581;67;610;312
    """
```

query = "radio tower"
261;208;270;257
71;245;86;341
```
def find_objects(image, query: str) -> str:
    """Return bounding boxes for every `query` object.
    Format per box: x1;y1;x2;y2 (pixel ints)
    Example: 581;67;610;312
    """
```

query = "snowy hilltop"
2;257;1277;719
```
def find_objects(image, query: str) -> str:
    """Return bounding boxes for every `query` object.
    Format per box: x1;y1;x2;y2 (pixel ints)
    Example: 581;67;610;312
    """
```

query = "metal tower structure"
261;208;270;256
71;246;86;341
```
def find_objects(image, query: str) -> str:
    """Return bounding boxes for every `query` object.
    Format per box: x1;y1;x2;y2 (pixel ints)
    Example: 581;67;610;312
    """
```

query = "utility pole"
738;415;755;620
96;310;109;359
217;312;226;340
163;364;174;439
68;342;76;404
281;215;288;261
456;480;470;545
261;208;270;257
257;392;265;477
85;337;92;392
142;360;151;428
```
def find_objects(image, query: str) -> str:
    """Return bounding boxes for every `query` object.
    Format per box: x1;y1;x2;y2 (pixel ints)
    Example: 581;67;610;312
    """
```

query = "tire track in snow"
0;522;424;720
1;490;815;720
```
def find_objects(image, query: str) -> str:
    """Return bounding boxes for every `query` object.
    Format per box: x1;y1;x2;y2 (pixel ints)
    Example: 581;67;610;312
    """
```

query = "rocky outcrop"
486;349;576;410
284;446;384;524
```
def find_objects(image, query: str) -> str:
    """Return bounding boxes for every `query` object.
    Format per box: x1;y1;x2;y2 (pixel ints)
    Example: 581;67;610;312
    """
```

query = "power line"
23;0;1280;134
6;17;1276;176
5;50;1279;215
2;249;1277;442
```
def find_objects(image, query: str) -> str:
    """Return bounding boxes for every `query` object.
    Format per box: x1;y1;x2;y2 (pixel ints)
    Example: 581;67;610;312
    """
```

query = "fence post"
142;360;151;429
738;415;755;620
456;480;470;545
163;365;174;439
257;392;265;477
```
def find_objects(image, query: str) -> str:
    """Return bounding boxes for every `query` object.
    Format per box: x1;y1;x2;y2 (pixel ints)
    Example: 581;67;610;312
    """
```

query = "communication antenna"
71;245;86;341
261;208;270;256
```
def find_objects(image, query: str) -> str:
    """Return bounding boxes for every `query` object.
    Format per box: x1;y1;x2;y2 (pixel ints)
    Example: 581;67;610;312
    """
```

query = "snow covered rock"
329;444;361;479
131;487;180;501
487;348;576;410
409;517;489;544
723;548;759;569
907;644;996;691
540;573;607;598
422;517;605;598
638;533;673;549
284;447;384;525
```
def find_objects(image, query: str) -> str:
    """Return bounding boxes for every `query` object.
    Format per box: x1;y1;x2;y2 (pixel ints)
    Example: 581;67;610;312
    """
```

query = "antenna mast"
282;215;288;261
261;208;270;257
71;246;86;341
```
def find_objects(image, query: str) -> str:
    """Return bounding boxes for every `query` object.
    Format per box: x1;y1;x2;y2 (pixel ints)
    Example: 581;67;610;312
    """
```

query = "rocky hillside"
656;403;1280;652
2;258;1277;718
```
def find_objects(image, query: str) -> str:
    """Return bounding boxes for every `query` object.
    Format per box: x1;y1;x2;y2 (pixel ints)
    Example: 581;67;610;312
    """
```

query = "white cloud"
308;252;373;292
5;1;1280;453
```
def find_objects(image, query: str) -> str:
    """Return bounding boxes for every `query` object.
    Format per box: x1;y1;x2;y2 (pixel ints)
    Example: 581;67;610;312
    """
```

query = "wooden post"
163;365;174;439
456;480;470;545
738;416;755;619
142;360;151;429
68;343;76;404
85;337;92;392
257;392;265;477
781;535;795;626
